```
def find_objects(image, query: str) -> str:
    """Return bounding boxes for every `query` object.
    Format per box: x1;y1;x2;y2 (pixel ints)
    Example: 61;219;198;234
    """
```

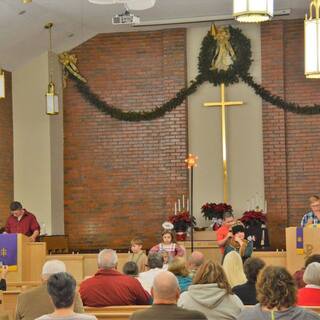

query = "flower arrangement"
240;210;267;226
168;211;195;232
201;202;233;220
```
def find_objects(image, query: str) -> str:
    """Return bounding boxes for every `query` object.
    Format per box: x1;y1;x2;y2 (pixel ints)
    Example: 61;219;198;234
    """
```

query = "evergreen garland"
67;25;320;121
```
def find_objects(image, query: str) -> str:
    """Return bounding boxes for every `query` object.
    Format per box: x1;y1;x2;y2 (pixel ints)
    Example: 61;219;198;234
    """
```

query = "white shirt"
137;268;163;294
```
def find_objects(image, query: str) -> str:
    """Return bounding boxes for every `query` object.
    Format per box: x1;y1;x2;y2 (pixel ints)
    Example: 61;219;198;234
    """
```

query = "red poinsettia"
168;211;195;232
201;202;233;220
240;210;267;225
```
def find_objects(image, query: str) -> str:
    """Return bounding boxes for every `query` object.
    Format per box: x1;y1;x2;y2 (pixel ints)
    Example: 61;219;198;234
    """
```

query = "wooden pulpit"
286;227;320;274
0;234;46;282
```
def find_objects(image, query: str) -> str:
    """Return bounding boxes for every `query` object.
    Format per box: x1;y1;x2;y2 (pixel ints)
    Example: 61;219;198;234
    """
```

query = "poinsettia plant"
168;211;196;232
240;210;267;226
201;202;233;220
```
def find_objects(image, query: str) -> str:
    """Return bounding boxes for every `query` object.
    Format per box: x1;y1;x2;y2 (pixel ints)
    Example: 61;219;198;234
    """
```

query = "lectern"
0;234;46;281
286;226;320;274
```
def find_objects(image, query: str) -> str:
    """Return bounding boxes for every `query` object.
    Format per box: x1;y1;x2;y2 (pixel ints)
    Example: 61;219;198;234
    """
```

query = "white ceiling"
0;0;310;70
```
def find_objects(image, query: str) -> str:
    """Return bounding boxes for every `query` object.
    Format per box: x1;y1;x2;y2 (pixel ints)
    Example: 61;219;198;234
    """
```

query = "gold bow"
58;52;86;87
210;24;236;71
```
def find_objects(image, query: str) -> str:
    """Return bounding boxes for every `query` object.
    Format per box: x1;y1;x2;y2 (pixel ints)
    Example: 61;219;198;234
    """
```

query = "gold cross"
203;83;244;203
0;248;7;257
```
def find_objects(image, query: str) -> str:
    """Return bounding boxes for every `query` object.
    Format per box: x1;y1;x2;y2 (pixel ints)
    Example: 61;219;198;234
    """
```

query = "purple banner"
0;234;17;267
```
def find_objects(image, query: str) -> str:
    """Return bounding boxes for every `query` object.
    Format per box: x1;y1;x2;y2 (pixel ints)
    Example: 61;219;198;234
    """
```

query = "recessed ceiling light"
21;0;32;3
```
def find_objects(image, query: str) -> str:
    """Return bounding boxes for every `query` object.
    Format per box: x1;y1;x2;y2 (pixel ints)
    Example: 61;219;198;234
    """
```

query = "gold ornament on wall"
210;24;236;72
58;52;87;87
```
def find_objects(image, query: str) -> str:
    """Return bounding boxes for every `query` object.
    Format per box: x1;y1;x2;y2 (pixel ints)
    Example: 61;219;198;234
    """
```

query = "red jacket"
79;269;151;307
297;287;320;306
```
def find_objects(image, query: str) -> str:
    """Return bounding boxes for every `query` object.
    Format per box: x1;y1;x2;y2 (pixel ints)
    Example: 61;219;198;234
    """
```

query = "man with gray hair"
138;253;163;293
79;249;151;307
16;260;84;320
130;271;207;320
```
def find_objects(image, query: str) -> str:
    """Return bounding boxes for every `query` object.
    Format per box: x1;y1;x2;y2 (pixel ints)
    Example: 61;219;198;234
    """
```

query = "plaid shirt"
301;211;320;227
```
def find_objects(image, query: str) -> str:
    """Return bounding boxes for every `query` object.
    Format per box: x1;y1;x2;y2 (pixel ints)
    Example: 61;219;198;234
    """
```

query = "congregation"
3;226;319;320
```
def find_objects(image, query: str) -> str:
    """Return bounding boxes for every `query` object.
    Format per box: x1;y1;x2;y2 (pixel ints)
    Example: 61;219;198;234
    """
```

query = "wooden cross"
203;83;244;203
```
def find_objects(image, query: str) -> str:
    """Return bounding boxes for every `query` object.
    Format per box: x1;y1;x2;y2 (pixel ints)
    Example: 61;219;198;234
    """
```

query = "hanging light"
233;0;274;23
305;0;320;78
0;70;5;99
45;23;59;115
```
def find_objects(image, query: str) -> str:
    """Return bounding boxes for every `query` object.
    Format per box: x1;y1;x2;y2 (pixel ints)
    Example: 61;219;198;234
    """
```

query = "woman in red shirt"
297;262;320;306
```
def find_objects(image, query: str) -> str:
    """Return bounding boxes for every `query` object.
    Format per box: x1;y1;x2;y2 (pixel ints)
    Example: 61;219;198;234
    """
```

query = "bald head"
188;251;205;269
152;271;180;303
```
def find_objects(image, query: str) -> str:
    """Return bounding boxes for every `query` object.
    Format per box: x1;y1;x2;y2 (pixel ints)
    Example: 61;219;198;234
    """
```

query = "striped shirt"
300;211;320;227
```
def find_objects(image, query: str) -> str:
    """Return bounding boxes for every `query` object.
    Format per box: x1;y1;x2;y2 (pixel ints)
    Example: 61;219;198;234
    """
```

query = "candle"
178;199;181;212
174;203;177;215
182;194;185;210
264;200;267;213
187;199;189;211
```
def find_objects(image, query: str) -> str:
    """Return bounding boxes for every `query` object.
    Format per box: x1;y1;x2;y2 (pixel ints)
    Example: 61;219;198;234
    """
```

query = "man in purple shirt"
5;201;40;241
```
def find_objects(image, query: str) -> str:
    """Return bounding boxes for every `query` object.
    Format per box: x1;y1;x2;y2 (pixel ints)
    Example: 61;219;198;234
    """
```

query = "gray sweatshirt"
237;304;320;320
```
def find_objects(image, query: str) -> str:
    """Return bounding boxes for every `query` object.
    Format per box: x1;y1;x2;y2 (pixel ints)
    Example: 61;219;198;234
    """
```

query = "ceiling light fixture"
233;0;274;23
305;0;320;78
88;0;155;10
44;23;59;115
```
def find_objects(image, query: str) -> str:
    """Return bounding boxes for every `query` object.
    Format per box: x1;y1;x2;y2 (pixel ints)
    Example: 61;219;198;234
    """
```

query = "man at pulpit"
5;201;40;242
301;196;320;227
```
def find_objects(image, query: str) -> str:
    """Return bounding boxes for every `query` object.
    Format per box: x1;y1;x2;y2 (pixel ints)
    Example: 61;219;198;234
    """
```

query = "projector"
112;11;140;25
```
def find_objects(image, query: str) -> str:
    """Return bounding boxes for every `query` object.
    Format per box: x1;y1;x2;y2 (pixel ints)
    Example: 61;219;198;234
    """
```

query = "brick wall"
64;29;188;250
0;71;13;226
262;20;320;249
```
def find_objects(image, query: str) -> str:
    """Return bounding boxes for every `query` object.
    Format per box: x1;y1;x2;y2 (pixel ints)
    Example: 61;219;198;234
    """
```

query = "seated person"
16;260;84;320
222;251;247;288
223;221;253;262
138;253;164;294
130;271;207;320
237;266;320;320
127;238;148;273
159;250;170;271
187;251;205;278
168;257;192;293
35;272;96;320
297;262;320;306
178;260;243;319
216;212;235;254
301;195;320;227
232;257;265;305
123;261;139;277
79;249;151;307
293;254;320;289
0;265;8;291
149;230;185;258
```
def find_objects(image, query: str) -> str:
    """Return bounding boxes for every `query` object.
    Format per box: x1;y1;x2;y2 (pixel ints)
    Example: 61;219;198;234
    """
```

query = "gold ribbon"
210;24;236;71
58;52;87;87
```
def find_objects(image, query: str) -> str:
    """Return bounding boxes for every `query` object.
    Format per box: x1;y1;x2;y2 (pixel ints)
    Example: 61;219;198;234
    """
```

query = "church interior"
0;0;320;318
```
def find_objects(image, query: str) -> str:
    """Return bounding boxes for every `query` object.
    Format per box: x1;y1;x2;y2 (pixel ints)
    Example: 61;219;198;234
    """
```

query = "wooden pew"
1;291;21;320
301;306;320;313
90;313;132;320
7;281;40;291
84;305;150;314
